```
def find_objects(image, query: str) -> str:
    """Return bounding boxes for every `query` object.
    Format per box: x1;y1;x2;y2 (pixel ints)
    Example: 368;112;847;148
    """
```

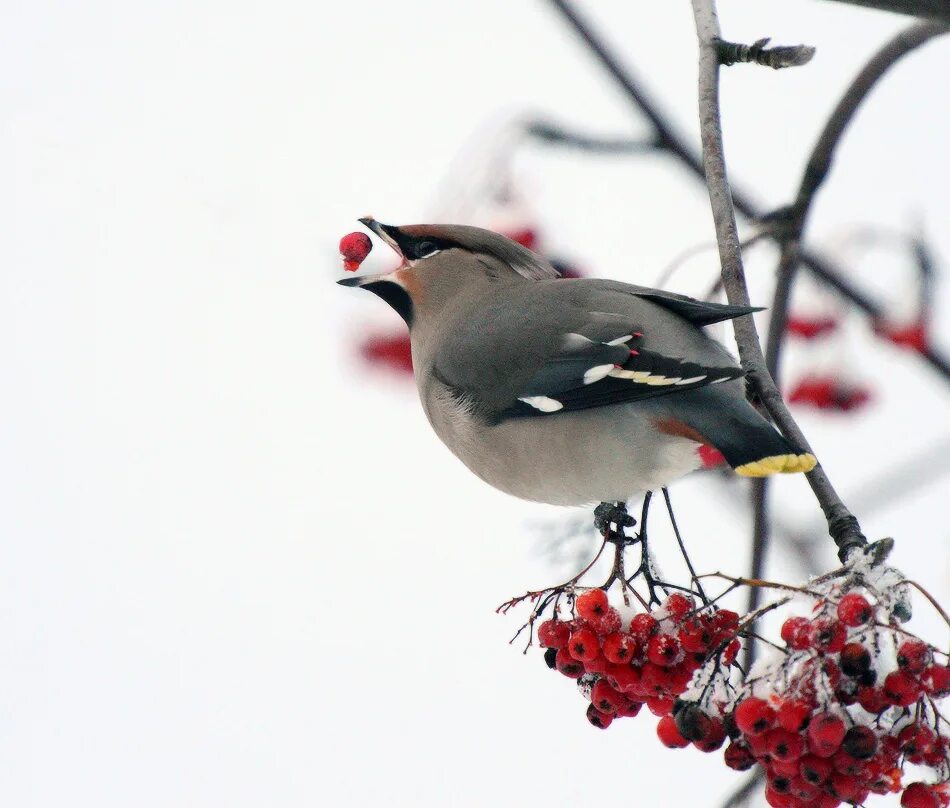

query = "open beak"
337;272;391;288
358;217;405;260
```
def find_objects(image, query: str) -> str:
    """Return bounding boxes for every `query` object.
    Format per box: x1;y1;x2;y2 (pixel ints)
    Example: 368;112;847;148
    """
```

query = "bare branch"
819;0;950;23
765;21;948;388
719;769;764;808
689;0;868;562
716;37;816;69
545;0;950;386
743;478;770;671
524;120;662;154
791;22;947;236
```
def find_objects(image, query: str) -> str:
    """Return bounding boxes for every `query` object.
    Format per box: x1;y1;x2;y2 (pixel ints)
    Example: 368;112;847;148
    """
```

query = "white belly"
421;382;702;505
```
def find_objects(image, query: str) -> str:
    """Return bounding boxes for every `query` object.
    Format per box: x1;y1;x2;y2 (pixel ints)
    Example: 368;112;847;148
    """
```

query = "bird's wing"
500;330;744;418
431;279;746;421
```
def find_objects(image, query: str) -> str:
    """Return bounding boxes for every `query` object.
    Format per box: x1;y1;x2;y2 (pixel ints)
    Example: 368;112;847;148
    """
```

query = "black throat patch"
364;280;413;326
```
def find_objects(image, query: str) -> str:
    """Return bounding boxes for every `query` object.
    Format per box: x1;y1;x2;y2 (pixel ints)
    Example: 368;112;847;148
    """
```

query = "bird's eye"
414;240;441;259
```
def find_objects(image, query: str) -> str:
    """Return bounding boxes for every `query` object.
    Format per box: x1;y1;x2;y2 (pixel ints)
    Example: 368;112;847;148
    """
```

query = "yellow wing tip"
736;453;817;477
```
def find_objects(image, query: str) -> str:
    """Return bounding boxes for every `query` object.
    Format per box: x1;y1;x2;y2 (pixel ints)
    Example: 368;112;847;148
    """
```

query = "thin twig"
524;120;662;154
743;478;769;671
661;487;708;602
722;766;765;808
690;0;868;563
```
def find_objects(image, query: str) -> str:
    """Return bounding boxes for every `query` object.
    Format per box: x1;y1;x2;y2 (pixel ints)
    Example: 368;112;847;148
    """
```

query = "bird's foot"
593;501;636;538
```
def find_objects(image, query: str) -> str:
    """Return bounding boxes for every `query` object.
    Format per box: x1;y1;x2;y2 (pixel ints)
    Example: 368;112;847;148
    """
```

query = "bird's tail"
664;386;817;478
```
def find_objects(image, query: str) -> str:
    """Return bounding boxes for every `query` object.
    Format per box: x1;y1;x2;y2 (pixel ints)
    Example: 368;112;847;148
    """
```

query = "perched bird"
338;219;816;506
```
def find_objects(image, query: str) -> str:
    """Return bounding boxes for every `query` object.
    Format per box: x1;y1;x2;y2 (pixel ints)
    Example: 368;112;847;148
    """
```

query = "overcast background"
3;1;949;806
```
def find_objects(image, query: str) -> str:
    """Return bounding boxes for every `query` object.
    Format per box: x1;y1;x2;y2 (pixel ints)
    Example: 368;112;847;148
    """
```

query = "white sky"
2;1;948;806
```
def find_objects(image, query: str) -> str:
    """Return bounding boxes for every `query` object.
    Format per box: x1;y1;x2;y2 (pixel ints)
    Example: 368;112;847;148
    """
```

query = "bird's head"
337;218;559;327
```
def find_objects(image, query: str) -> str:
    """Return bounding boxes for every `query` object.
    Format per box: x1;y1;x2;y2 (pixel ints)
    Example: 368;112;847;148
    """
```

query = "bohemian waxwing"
338;218;816;506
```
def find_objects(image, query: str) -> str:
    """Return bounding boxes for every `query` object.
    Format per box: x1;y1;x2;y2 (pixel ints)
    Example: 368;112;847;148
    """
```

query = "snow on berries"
339;231;372;271
518;542;949;808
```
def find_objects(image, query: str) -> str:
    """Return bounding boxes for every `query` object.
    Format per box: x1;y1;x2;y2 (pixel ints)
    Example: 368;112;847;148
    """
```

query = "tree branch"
690;0;868;562
719;768;764;808
765;20;947;399
524;120;662;154
545;0;950;386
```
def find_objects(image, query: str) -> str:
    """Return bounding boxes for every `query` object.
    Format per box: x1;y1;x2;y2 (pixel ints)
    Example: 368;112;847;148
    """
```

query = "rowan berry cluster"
534;569;949;808
538;589;741;731
715;587;949;808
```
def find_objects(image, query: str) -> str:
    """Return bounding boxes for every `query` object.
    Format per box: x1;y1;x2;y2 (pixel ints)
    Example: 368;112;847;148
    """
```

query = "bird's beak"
336;272;396;288
358;216;405;259
337;217;409;290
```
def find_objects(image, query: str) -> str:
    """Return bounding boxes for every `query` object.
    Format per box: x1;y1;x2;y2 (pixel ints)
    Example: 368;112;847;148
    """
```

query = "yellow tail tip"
735;452;817;477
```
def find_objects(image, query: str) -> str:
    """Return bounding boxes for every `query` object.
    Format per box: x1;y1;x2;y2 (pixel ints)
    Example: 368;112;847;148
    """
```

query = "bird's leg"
662;486;709;605
593;501;635;537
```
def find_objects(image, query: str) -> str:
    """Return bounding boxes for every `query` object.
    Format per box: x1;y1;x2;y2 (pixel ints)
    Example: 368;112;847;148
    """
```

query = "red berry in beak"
339;231;372;271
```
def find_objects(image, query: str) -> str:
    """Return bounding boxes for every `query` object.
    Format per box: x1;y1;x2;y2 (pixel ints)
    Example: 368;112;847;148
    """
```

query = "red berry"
628;612;659;644
724;741;757;771
883;669;922;707
617;699;643;718
602;632;638;663
679;617;714;653
693;717;726;753
554;647;584;678
902;783;941;808
647;633;683;667
837;592;872;626
799;754;832;785
567;627;600;663
575;589;609;621
584;654;609;674
810;617;846;653
713;608;740;630
781;616;812;650
590;679;624;713
605;662;641;694
764;787;795;808
788;777;820;802
656;714;689;748
734;697;776;736
586;703;614;729
537;619;570;648
857;685;889;713
829;772;863;802
722;638;741;665
842;725;878;759
807;713;846;758
662;593;694;619
839;642;872;676
339;232;372;269
767;728;806;761
646;695;675;716
588;606;623;636
770;758;802;779
898;724;937;763
831;747;867;777
777;699;813;732
897;640;933;674
921;664;950;696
